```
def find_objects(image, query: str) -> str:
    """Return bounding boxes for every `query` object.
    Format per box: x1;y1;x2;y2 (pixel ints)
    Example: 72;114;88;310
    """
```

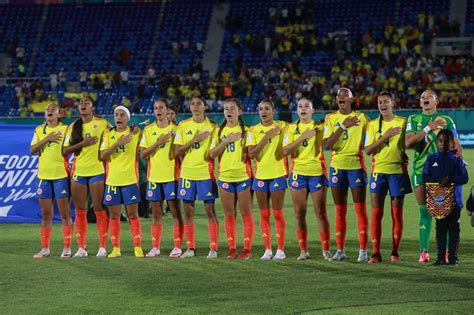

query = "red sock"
62;225;73;248
225;215;236;250
129;217;142;247
296;229;307;251
40;227;52;248
335;204;347;249
151;223;163;248
109;218;121;248
241;214;255;251
354;202;368;250
391;206;403;253
370;207;383;254
319;231;330;251
208;222;219;250
94;210;108;248
75;209;88;248
173;224;183;248
259;208;271;250
184;224;195;249
273;209;286;250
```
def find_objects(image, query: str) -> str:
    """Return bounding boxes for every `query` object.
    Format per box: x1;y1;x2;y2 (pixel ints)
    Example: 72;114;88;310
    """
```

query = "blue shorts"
288;173;328;193
146;181;178;201
252;176;287;192
72;174;105;186
178;178;218;202
217;179;252;193
328;167;367;189
36;178;70;199
370;173;413;197
104;183;141;206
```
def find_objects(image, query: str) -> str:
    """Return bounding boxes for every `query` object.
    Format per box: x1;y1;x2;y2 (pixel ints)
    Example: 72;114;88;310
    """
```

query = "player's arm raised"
324;116;358;150
365;127;401;155
30;131;62;155
100;133;133;161
175;130;210;156
209;132;241;159
283;128;315;155
405;118;445;148
248;125;280;159
141;131;173;158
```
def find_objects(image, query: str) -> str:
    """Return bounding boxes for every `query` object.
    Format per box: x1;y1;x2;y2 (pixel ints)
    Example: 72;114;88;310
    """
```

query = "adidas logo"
259;130;265;134
111;136;115;140
131;196;137;200
170;192;176;196
432;162;438;167
61;189;67;194
152;132;157;136
273;183;279;187
316;183;321;188
355;178;361;183
186;130;193;135
242;183;247;187
206;192;213;197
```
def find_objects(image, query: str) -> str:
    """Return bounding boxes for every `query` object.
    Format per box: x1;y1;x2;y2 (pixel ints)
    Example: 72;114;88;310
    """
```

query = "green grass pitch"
1;150;473;314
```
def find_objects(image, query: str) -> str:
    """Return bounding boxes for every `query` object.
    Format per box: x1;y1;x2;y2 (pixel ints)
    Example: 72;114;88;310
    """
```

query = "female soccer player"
31;103;72;258
283;98;332;260
100;106;143;258
323;88;369;262
174;96;219;259
209;98;254;260
405;89;462;263
365;92;412;263
140;99;184;258
167;106;178;125
63;96;110;258
247;99;287;260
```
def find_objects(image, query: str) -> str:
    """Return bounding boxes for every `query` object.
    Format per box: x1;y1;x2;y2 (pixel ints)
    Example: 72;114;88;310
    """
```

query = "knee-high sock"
184;224;195;249
75;209;88;248
296;229;307;251
391;206;403;253
208;222;219;250
129;217;142;247
418;205;432;252
370;207;383;254
259;208;272;250
273;209;286;250
62;224;73;248
40;227;52;249
151;223;163;248
109;218;121;248
225;215;237;250
241;214;255;251
354;202;368;250
173;224;184;248
319;232;330;251
335;204;347;249
95;210;108;248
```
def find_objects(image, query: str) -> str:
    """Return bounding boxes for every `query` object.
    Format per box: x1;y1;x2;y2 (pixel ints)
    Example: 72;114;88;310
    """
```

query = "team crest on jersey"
332;176;338;184
371;182;377;189
292;181;299;187
148;191;153;197
222;183;229;189
36;188;43;195
105;194;112;201
180;189;186;196
257;181;264;188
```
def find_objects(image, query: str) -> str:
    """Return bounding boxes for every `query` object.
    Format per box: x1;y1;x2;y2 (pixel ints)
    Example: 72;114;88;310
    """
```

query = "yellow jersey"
31;123;69;180
365;115;408;174
140;122;179;183
323;111;369;170
283;120;327;176
63;117;110;177
174;117;217;180
246;120;288;180
210;124;252;182
100;127;141;186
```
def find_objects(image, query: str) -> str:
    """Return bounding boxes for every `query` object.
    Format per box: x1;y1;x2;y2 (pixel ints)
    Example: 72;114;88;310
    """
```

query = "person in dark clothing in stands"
423;129;468;265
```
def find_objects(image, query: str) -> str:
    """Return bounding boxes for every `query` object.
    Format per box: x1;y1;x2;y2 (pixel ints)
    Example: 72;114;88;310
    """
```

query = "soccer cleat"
169;247;182;258
60;248;72;259
322;250;333;261
418;250;430;263
238;249;253;260
226;249;237;259
73;248;88;258
108;247;121;258
368;253;382;264
33;248;51;259
357;249;368;262
260;249;273;260
297;250;310;260
145;247;161;258
179;248;195;259
273;249;286;260
96;247;107;258
134;247;144;258
207;249;218;259
330;249;347;261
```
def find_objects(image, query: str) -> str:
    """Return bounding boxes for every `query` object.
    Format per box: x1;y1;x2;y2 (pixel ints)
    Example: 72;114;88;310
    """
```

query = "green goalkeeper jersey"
405;112;458;176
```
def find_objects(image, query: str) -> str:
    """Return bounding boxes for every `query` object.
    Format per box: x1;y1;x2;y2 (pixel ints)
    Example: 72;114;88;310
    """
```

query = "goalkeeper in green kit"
405;90;463;263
